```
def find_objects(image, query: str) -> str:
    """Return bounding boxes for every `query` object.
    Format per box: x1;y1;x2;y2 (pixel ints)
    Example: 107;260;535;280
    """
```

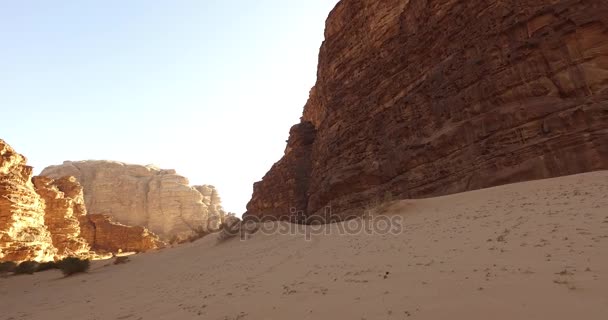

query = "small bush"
187;226;211;243
169;235;180;245
113;256;130;265
36;261;59;272
14;261;39;275
0;261;17;274
58;257;90;276
217;216;243;243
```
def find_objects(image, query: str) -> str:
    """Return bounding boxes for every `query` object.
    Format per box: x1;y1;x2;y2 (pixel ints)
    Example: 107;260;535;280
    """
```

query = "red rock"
247;122;316;222
246;0;608;221
78;214;164;253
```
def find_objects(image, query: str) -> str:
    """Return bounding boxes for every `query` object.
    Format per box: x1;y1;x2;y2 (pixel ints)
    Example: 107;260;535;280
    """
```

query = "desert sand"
1;171;607;320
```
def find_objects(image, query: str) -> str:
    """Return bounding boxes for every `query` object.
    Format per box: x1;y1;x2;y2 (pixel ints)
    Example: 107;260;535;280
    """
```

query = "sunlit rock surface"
0;139;56;262
32;176;90;257
78;214;164;253
42;161;226;240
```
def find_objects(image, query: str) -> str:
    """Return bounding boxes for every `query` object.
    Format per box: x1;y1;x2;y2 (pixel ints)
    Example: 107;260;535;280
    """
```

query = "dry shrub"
169;235;180;245
14;261;39;275
0;261;17;275
187;226;211;243
362;192;395;218
217;216;259;243
113;256;130;265
58;257;90;276
217;216;243;242
36;261;59;272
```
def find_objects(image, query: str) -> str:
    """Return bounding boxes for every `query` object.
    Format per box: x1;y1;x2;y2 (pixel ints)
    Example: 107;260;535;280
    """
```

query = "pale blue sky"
0;0;339;214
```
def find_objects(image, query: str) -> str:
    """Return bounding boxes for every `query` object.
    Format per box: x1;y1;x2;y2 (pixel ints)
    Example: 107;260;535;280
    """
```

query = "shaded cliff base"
2;171;607;319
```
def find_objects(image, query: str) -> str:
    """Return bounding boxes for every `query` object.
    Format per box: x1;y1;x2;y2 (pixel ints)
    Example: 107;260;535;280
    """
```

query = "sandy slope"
1;171;608;320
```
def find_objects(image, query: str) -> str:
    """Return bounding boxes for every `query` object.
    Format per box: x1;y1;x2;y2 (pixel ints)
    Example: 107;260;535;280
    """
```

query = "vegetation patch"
0;261;17;275
58;257;90;276
14;261;39;275
36;261;59;272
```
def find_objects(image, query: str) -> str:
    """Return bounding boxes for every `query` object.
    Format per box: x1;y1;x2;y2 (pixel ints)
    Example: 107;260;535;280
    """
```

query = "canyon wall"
41;161;226;240
246;0;608;220
0;140;57;261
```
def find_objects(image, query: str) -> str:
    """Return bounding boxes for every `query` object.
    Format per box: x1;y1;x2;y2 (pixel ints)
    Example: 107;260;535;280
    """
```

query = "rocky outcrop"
246;0;608;220
32;176;90;257
78;214;163;253
1;140;165;262
193;185;227;230
0;140;57;262
41;161;226;240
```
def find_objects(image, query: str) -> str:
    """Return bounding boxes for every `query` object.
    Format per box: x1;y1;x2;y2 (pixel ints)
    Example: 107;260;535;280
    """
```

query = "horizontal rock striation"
41;161;226;239
246;0;608;220
246;122;317;221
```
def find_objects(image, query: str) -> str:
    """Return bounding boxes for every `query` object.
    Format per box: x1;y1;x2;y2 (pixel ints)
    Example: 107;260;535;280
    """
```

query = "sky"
0;0;339;215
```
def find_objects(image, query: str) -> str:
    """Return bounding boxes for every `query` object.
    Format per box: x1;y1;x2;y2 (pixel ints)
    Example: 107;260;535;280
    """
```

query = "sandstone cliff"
1;140;166;262
193;184;226;230
41;161;226;240
78;214;163;253
32;176;90;257
246;0;608;220
0;140;57;261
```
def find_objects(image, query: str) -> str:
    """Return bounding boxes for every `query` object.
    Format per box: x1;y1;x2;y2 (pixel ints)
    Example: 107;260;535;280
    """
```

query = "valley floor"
2;171;608;320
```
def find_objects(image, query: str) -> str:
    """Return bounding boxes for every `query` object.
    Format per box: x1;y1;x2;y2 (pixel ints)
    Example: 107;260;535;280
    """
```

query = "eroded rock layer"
247;122;317;221
32;176;90;257
1;140;165;262
246;0;608;220
41;161;226;239
193;184;227;230
0;140;56;262
78;214;163;253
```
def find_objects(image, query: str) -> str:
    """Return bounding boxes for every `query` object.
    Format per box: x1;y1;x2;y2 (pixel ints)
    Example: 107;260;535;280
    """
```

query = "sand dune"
2;171;607;320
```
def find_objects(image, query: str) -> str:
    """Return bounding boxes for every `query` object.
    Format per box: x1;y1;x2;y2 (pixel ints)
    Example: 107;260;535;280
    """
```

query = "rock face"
247;122;317;221
193;185;227;230
41;161;226;240
78;214;163;253
1;140;163;262
32;176;90;257
0;140;57;261
246;0;608;220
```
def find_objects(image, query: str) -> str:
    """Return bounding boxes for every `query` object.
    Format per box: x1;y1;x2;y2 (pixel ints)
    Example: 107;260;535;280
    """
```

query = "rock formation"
1;140;165;262
247;122;317;221
193;185;226;230
32;176;90;257
0;140;57;262
41;161;226;240
246;0;608;221
78;214;163;253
